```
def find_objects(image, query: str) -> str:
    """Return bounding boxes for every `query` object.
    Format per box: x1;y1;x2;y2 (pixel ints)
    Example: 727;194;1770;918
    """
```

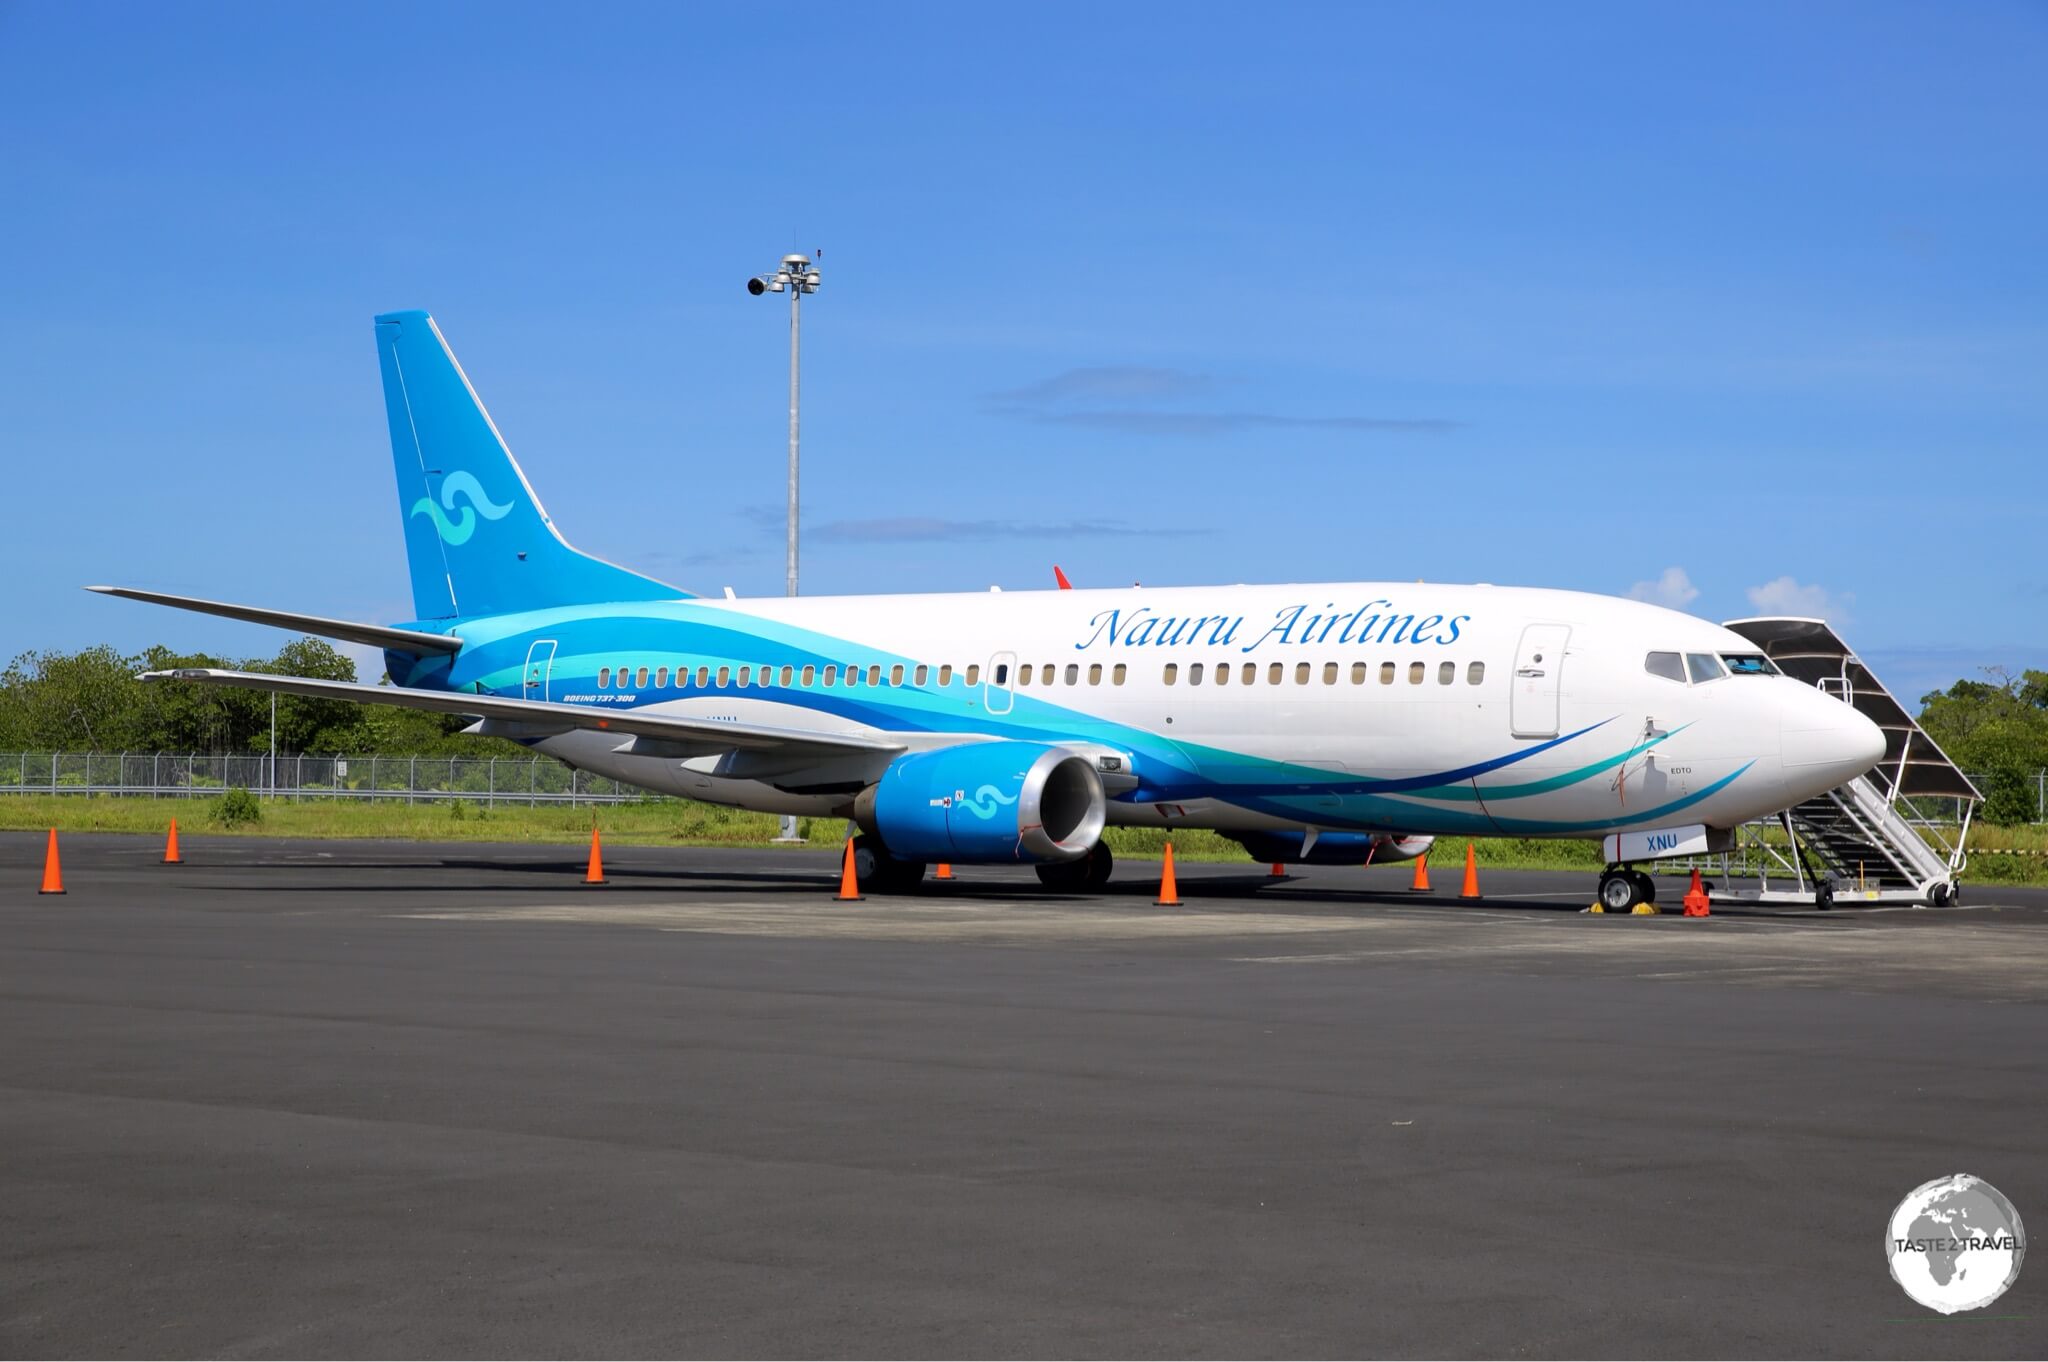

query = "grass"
2;793;2042;882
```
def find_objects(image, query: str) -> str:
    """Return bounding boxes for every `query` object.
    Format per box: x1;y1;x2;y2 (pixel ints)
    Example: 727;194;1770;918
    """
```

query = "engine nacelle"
856;741;1107;863
1235;830;1436;866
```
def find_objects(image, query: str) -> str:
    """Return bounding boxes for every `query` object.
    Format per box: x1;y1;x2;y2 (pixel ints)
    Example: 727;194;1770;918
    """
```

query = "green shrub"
211;786;263;827
448;797;471;821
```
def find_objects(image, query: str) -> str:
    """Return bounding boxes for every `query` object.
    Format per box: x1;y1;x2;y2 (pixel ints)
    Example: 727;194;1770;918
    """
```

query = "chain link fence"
2;752;2044;821
0;753;650;806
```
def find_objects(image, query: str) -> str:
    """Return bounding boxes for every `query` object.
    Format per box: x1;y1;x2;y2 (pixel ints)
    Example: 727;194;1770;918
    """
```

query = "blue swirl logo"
410;471;513;546
956;785;1018;820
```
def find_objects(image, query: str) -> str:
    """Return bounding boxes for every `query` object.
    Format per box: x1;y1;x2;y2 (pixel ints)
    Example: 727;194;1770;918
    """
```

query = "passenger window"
1686;653;1726;684
1163;663;1178;685
598;667;611;688
965;664;980;686
1295;662;1311;685
822;665;837;686
1065;663;1079;685
1351;662;1368;684
1439;661;1454;685
1644;651;1685;683
1215;662;1228;685
1189;663;1205;684
651;667;665;688
1323;662;1339;685
1241;662;1255;684
846;665;860;687
695;666;709;688
1468;661;1485;685
736;666;750;688
801;665;816;687
938;664;952;686
780;665;793;687
1380;662;1395;685
1112;663;1126;685
1408;662;1425;684
1088;663;1102;686
716;666;731;687
913;664;928;686
617;663;630;686
888;664;902;686
995;663;1010;685
867;665;881;686
1017;665;1031;687
632;666;646;688
1268;662;1283;685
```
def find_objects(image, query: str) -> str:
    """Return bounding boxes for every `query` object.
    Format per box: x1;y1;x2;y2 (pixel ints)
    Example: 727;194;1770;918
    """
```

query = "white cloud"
1746;576;1852;623
1627;566;1700;610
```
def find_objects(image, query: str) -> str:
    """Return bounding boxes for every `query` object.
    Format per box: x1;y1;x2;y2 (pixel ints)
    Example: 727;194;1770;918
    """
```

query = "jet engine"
855;741;1107;863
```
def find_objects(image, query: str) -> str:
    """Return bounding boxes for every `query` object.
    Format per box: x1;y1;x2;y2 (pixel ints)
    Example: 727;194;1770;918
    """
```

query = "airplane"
93;310;1887;911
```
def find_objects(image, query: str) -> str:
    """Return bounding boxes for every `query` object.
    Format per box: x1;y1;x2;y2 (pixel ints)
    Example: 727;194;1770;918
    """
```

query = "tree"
1918;669;2048;825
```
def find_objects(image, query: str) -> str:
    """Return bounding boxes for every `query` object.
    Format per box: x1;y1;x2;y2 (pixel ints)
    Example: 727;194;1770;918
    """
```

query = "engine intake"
856;741;1107;863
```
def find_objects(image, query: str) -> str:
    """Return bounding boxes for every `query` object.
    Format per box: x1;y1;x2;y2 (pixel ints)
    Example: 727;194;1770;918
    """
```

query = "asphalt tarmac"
2;831;2043;1358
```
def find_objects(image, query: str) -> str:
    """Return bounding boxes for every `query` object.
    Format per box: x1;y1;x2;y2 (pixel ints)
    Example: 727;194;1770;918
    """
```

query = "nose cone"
1780;688;1888;788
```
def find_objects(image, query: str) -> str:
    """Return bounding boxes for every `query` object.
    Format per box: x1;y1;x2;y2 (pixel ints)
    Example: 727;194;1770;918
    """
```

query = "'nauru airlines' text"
1074;601;1471;653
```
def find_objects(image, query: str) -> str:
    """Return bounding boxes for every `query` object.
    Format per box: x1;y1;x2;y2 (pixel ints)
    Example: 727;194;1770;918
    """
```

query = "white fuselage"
493;580;1884;841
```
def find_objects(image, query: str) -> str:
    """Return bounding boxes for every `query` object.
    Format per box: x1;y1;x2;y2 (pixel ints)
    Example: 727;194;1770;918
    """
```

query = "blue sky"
3;1;2042;703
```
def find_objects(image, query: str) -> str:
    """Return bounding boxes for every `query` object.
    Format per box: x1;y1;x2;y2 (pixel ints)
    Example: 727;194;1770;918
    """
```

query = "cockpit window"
1685;652;1726;683
1722;653;1777;676
1644;651;1685;683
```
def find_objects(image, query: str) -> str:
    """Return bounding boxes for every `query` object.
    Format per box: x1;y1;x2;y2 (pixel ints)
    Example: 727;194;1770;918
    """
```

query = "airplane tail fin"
374;311;686;620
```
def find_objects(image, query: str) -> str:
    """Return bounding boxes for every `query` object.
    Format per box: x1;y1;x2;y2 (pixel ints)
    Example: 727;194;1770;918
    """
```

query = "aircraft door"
523;639;558;703
1509;624;1570;738
985;651;1017;715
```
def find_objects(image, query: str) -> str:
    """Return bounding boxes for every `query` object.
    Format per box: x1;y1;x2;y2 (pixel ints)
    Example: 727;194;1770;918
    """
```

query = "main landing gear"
851;834;927;895
1596;865;1658;913
1034;841;1115;892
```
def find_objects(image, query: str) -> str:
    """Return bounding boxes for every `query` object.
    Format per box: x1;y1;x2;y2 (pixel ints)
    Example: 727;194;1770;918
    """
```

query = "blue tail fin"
374;310;687;620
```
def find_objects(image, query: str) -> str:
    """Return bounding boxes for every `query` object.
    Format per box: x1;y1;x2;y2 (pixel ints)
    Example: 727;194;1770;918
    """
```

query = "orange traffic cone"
582;827;607;885
1408;852;1431;892
836;838;865;901
1459;843;1482;900
163;819;183;865
1682;869;1711;917
1155;842;1181;906
935;862;953;881
1269;861;1285;878
38;829;65;895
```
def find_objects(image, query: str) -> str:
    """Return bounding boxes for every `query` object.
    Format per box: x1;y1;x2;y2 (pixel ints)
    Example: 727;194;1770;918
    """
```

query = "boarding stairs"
1709;618;1979;907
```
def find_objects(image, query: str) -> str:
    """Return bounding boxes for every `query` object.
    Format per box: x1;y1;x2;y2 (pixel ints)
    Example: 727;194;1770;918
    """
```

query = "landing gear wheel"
1036;842;1114;893
1628;870;1657;905
1598;870;1642;913
1086;840;1114;890
852;835;926;895
1035;859;1088;892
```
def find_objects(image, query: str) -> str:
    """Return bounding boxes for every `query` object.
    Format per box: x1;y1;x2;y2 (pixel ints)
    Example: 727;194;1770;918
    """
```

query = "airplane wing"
90;586;464;655
141;668;904;760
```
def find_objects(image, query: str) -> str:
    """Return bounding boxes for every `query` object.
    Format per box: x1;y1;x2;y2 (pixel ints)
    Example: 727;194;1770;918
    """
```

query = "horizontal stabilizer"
88;586;464;656
142;668;903;761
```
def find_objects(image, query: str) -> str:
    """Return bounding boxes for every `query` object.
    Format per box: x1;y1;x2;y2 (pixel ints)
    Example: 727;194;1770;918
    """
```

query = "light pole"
748;253;820;599
749;252;821;843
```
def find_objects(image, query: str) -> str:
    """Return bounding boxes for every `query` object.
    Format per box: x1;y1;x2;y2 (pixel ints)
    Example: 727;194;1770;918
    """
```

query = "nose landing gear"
1596;866;1658;913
